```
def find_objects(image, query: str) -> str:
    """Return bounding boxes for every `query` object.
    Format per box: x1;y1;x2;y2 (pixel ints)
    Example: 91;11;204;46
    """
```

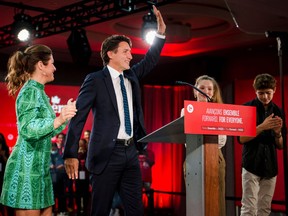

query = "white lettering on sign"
50;95;65;114
206;108;222;115
202;108;243;124
202;115;218;122
226;117;243;124
223;109;240;116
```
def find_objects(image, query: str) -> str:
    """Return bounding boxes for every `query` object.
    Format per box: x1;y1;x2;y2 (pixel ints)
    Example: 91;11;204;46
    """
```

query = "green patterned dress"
0;79;66;209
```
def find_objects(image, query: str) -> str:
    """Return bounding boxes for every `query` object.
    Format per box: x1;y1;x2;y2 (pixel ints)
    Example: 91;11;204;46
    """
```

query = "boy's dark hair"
253;73;276;90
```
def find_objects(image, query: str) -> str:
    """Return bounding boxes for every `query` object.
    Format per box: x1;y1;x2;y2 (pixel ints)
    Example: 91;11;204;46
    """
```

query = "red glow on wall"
130;35;244;57
131;42;208;57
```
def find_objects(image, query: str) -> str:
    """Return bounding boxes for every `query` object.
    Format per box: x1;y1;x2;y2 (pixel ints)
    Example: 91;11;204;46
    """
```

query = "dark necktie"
119;74;131;136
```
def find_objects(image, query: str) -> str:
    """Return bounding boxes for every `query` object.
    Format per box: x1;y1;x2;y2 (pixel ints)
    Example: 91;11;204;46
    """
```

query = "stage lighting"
12;13;34;42
141;11;157;45
67;28;92;66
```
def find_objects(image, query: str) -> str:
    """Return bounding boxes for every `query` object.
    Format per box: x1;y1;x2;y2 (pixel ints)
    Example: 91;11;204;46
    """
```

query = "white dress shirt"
108;65;133;139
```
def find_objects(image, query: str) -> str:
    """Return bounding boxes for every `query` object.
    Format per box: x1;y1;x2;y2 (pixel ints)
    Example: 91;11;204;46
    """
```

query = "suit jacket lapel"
123;70;133;80
103;68;118;114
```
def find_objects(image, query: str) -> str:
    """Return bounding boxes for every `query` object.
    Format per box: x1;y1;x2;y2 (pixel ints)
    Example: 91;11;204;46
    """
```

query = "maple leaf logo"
51;96;61;104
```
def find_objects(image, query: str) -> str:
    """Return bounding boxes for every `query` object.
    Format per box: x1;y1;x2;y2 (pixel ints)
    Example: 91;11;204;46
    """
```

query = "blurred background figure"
55;132;65;155
139;148;155;216
50;142;68;215
75;138;90;215
83;130;91;148
139;148;155;191
109;192;123;216
0;133;13;216
0;133;9;189
55;132;74;213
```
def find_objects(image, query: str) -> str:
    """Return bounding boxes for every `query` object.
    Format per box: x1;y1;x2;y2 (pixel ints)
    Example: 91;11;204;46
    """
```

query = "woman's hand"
54;98;77;129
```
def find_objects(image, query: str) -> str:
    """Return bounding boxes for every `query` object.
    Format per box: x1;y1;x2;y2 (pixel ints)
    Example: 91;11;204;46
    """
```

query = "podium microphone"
265;31;288;38
176;80;211;102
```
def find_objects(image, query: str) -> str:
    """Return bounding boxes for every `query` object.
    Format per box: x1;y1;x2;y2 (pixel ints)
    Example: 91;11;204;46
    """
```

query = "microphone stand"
266;31;288;215
278;36;288;216
175;81;211;102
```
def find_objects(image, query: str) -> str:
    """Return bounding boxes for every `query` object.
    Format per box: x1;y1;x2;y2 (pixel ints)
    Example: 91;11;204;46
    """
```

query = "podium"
138;116;219;216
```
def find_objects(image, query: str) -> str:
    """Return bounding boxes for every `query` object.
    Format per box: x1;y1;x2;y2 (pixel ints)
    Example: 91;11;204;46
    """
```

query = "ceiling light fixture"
67;28;92;66
141;10;157;45
12;13;34;42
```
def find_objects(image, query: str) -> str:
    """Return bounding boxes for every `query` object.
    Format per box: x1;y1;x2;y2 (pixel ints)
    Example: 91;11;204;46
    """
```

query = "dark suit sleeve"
63;74;97;159
131;36;165;79
130;37;165;151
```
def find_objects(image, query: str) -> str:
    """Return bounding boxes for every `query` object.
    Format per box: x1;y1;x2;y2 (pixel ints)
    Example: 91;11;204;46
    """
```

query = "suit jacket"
63;37;165;174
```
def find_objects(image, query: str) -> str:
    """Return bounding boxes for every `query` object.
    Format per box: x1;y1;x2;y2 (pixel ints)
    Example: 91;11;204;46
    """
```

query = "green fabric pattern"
0;79;66;209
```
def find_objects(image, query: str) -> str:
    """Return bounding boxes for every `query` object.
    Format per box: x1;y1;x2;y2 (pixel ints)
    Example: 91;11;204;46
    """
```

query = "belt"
115;138;134;146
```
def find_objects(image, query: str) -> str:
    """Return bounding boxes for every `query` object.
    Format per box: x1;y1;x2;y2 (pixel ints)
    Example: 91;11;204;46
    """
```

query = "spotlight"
67;28;92;66
141;11;157;45
12;13;34;42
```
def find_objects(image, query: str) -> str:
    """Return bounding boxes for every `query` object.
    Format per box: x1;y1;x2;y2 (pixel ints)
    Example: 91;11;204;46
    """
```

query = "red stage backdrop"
2;79;286;213
234;77;286;211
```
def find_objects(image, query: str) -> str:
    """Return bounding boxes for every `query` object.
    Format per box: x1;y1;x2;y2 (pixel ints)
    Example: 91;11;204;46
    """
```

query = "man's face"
256;88;275;106
108;41;132;71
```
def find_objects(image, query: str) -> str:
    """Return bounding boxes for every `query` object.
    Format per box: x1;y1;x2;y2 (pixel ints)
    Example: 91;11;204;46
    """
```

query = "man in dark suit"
63;5;166;216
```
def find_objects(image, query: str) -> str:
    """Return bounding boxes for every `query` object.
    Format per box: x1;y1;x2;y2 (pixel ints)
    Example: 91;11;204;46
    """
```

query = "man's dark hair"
100;35;132;66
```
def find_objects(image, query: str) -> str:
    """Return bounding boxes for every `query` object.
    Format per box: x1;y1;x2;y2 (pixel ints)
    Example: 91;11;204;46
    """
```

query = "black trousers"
90;142;143;216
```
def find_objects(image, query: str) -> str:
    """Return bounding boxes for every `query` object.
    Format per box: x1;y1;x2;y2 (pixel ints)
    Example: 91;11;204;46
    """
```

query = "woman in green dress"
0;44;77;216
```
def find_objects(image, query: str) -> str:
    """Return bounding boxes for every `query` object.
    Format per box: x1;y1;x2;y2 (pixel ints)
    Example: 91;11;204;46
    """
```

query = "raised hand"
153;5;166;35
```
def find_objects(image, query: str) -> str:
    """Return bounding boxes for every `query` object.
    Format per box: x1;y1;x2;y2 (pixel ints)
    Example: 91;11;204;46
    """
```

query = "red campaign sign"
184;100;256;136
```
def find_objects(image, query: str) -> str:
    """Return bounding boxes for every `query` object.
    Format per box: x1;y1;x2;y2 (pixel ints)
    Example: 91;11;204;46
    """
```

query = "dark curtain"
142;85;194;215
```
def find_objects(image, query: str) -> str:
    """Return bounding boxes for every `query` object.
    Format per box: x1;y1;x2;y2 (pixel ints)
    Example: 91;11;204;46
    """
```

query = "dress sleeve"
17;87;61;141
